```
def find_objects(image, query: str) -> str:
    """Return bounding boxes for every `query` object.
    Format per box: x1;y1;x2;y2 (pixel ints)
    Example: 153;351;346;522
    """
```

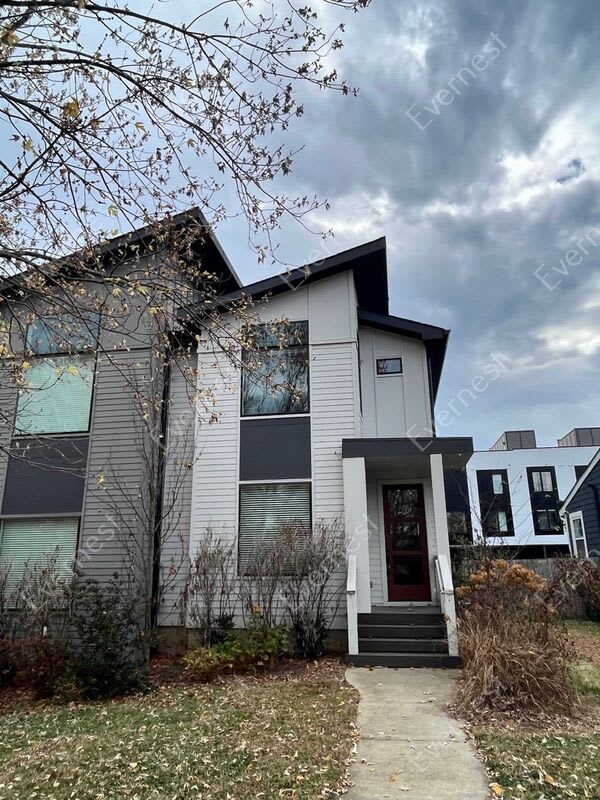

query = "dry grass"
0;659;358;800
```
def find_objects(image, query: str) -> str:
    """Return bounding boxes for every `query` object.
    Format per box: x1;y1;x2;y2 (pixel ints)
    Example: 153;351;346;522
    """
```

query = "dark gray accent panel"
240;417;311;480
2;437;88;515
342;437;473;461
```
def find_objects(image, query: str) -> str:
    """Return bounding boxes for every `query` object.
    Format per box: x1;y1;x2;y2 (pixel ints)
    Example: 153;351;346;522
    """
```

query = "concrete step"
358;623;446;640
359;637;449;654
347;652;461;669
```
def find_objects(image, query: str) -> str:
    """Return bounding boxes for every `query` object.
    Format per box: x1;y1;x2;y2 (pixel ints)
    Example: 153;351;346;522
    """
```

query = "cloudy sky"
215;0;600;451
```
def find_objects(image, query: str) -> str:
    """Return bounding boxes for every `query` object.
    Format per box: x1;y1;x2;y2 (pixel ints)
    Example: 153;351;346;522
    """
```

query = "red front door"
383;484;431;601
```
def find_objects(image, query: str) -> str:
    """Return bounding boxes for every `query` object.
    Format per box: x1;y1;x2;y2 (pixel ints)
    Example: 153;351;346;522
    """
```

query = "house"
0;214;469;667
560;447;600;558
465;429;600;558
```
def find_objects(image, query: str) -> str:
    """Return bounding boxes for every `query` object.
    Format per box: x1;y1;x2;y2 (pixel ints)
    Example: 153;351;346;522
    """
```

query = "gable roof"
561;447;600;512
220;236;389;314
0;206;242;297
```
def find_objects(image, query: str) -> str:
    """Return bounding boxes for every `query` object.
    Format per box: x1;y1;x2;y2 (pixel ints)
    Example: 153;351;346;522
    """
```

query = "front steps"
347;606;461;668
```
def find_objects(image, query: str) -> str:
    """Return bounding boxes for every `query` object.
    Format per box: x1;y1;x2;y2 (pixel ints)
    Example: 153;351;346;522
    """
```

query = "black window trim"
376;356;403;376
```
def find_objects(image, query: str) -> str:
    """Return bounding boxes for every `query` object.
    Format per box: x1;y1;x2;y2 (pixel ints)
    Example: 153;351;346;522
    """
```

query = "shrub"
0;636;19;687
183;530;236;646
280;521;345;659
456;559;576;716
69;575;149;699
549;558;600;619
183;614;288;681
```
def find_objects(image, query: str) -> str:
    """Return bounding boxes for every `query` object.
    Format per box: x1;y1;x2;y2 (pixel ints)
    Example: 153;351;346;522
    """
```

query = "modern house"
0;213;470;667
465;429;600;557
560;448;600;558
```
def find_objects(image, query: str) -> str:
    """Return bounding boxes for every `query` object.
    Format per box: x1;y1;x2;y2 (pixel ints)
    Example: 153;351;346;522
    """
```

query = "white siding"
359;327;432;438
467;446;599;548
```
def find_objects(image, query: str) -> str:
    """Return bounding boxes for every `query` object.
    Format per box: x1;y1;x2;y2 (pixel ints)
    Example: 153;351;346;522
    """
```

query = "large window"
476;469;514;537
15;355;95;434
238;482;311;572
527;466;560;535
0;517;79;592
241;321;309;416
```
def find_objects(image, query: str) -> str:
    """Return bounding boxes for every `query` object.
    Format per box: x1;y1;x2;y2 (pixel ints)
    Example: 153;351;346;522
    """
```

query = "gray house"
560;447;600;558
0;213;471;667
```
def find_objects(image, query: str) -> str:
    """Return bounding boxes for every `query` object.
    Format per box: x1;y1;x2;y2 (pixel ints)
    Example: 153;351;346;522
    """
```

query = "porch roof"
342;436;473;470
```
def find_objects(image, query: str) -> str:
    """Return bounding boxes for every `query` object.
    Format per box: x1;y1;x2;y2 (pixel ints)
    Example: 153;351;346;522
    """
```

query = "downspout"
150;345;173;635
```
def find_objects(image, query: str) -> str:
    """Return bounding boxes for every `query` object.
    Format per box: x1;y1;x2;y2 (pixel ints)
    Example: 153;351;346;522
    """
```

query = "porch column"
430;452;451;563
342;457;371;614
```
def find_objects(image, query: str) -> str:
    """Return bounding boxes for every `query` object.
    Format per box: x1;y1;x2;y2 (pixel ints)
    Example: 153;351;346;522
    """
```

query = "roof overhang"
342;436;474;471
560;446;600;514
357;309;449;404
218;236;389;315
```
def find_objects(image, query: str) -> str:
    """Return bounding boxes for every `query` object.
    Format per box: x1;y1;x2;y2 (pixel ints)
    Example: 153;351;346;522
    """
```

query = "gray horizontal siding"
568;460;600;554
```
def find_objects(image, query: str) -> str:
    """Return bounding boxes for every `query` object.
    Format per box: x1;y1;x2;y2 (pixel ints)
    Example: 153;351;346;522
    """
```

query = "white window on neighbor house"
0;517;79;593
497;510;508;533
492;473;504;494
569;513;588;558
532;471;553;493
238;482;311;573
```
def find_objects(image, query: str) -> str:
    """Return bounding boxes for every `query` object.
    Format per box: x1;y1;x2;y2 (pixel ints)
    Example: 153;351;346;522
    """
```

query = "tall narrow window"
527;467;560;535
492;474;503;494
241;321;309;416
238;482;311;572
570;514;587;558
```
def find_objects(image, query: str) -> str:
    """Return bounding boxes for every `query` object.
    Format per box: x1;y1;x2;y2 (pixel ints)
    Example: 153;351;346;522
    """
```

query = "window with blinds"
15;355;95;434
0;517;79;593
238;482;311;572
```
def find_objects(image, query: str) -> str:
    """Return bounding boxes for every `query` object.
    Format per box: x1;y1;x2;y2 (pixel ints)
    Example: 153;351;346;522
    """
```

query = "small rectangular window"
571;515;587;557
532;471;553;493
238;482;311;572
15;355;95;435
376;357;402;375
0;517;79;594
492;474;503;495
497;510;508;532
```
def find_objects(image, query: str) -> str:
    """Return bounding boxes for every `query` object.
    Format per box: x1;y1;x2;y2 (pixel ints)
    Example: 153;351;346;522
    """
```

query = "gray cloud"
218;0;600;450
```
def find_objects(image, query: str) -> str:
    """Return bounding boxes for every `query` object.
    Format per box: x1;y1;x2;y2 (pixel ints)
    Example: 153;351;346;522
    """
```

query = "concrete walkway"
345;667;489;800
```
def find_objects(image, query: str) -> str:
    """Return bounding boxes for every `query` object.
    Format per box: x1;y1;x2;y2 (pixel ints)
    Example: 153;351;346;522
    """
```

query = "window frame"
25;313;101;357
376;357;403;376
240;321;310;418
491;473;504;495
237;479;312;575
526;466;560;535
0;515;81;599
14;353;97;437
569;511;588;558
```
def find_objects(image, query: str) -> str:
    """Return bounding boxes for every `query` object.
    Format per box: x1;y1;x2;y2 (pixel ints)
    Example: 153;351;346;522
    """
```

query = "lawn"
473;620;600;800
0;664;358;800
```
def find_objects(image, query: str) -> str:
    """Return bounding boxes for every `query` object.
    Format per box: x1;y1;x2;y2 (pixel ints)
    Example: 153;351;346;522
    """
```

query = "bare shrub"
239;540;287;631
456;560;576;716
548;557;600;619
183;529;236;646
281;520;346;659
0;552;75;697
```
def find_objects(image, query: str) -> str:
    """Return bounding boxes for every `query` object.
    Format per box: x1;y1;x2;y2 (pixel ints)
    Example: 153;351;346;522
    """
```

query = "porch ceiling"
341;437;473;471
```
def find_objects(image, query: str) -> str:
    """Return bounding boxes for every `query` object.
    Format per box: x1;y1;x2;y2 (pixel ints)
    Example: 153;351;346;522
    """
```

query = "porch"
342;436;473;667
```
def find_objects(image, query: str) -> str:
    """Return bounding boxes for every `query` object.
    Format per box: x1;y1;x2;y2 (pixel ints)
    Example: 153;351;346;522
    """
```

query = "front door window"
383;484;430;601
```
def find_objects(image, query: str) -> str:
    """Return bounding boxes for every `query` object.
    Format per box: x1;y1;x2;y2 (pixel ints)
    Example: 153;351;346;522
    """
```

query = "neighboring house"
466;428;600;557
0;216;470;667
560;448;600;558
